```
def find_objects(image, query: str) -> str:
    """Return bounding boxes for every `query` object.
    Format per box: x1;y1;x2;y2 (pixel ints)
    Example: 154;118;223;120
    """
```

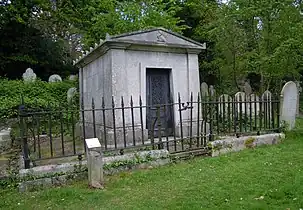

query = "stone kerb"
209;133;285;157
280;81;298;130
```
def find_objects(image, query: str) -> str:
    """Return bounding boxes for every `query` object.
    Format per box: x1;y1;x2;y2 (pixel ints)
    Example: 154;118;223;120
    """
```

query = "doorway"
146;68;174;137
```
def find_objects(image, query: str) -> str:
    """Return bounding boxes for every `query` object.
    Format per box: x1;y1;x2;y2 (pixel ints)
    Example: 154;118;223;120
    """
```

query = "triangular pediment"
110;28;206;49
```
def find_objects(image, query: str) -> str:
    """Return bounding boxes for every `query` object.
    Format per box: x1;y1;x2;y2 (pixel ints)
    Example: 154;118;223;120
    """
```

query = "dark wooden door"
146;68;173;137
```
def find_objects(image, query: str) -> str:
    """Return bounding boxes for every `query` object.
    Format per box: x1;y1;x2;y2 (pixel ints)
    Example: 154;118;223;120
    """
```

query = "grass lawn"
1;122;303;209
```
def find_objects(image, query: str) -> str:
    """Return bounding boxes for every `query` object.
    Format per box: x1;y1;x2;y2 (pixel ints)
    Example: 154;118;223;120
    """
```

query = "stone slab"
209;133;285;157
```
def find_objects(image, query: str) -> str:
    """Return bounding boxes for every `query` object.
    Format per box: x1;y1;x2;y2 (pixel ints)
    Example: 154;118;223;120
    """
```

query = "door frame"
145;67;175;136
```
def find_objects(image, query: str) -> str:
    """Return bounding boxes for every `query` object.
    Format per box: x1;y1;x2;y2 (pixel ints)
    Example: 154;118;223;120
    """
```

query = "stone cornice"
74;40;205;67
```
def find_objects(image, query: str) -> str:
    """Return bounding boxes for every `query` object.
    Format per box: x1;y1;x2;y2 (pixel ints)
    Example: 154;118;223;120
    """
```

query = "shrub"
0;78;79;120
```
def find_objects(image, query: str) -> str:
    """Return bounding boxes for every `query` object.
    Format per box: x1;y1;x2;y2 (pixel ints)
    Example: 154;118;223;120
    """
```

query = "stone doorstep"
19;149;169;178
210;133;285;157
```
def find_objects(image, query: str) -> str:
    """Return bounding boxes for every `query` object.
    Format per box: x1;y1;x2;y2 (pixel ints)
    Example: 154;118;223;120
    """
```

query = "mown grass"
1;119;303;210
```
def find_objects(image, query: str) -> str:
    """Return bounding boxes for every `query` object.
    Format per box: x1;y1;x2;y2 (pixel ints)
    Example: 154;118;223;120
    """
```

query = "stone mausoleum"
74;28;206;146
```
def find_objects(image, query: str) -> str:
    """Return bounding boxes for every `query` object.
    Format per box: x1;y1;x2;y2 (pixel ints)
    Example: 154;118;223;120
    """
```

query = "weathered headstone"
67;87;77;104
244;82;252;96
69;75;77;81
209;85;216;98
261;90;272;119
200;82;209;99
248;94;260;116
22;68;36;83
48;74;62;83
280;81;298;130
85;138;104;189
235;92;246;113
218;94;232;116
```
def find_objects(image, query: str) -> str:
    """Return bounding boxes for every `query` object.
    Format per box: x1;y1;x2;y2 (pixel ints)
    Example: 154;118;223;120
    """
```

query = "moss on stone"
245;137;256;148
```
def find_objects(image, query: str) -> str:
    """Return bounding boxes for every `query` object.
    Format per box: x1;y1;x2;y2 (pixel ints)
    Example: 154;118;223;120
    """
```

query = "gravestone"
244;82;252;96
261;90;272;119
200;82;209;99
235;92;246;113
248;94;260;116
67;87;77;104
209;85;216;98
22;68;36;83
218;94;232;116
280;81;298;130
48;74;62;83
69;75;77;81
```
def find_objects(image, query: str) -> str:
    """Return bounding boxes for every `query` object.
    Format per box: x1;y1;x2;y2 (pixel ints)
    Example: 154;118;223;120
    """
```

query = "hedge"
0;78;79;120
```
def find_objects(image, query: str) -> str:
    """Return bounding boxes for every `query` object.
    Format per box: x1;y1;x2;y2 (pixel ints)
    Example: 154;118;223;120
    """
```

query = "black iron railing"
18;92;281;168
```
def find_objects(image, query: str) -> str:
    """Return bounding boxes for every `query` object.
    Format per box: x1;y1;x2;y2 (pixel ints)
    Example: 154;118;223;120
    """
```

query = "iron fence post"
19;102;30;169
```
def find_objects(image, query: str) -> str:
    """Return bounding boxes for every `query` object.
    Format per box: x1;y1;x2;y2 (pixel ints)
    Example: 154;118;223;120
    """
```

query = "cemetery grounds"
1;118;303;209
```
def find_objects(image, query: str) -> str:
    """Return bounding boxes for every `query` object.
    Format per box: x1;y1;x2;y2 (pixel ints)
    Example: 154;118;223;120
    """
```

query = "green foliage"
0;78;78;120
1;0;302;90
186;0;303;92
81;0;187;47
0;0;77;79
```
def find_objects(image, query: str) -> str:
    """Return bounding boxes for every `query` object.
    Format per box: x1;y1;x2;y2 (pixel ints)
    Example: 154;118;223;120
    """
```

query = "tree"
200;0;303;93
0;0;77;80
0;0;187;79
175;0;219;86
81;0;187;48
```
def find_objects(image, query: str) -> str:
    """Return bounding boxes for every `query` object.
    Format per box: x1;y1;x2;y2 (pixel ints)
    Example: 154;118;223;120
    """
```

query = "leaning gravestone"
209;85;216;98
244;82;252;96
280;81;298;130
200;82;209;100
235;92;246;113
67;87;77;104
22;68;36;83
48;74;62;83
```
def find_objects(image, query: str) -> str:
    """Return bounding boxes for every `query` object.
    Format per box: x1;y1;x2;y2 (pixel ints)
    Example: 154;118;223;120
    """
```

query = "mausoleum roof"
74;27;206;67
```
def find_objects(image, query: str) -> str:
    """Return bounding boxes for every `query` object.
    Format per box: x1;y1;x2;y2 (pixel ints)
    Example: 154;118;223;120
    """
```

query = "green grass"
1;121;303;210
